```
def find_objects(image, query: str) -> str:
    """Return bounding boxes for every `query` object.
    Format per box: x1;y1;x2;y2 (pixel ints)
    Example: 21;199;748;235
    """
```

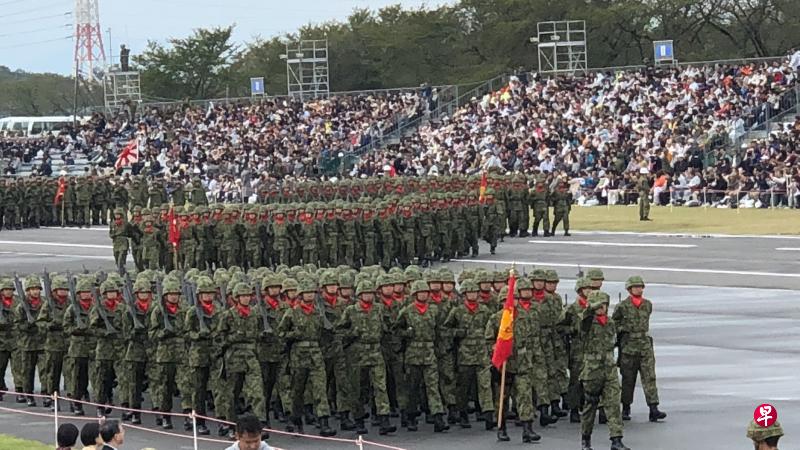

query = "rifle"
155;278;173;332
219;281;228;308
13;273;34;324
181;279;195;306
253;280;273;334
188;282;209;334
93;285;117;334
576;265;584;278
67;273;84;328
316;292;334;331
122;273;143;329
42;268;55;313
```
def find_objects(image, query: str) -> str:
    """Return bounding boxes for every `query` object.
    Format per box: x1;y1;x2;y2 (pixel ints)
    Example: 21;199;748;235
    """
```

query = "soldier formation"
0;264;664;450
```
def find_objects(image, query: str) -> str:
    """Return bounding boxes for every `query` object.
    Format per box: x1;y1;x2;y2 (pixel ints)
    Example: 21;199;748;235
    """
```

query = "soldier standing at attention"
109;208;131;271
612;276;666;423
562;277;592;423
638;168;652;221
481;189;500;255
579;291;630;450
394;280;449;432
529;180;551;237
14;275;45;406
336;280;397;435
277;279;337;437
550;180;572;237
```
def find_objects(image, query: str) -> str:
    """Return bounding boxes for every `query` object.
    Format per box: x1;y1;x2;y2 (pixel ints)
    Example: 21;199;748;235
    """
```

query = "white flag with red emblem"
115;139;139;170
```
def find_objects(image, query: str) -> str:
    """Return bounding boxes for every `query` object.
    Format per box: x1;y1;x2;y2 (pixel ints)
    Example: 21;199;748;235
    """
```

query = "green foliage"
0;66;101;116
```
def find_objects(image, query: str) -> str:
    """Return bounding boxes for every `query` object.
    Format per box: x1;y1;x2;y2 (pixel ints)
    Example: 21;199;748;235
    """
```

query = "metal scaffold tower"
535;20;588;75
281;39;330;100
74;0;106;80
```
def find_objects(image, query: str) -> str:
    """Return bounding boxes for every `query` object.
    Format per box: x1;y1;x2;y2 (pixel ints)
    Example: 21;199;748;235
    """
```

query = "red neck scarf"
533;290;546;303
414;300;428;315
165;301;179;316
135;298;150;313
28;295;42;309
381;295;393;309
299;301;315;315
2;295;13;309
236;303;251;318
54;294;68;307
430;291;442;304
201;300;215;316
630;295;643;308
79;297;92;312
359;300;373;313
464;300;479;314
518;299;532;311
266;296;280;310
595;314;608;326
578;296;588;309
322;292;337;307
103;298;118;313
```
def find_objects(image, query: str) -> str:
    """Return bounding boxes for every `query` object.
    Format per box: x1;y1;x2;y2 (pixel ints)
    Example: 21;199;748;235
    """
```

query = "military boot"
184;416;193;431
598;408;607;424
162;415;173;430
318;416;337;437
155;412;163;427
339;411;356;431
303;404;317;426
400;410;408;428
522;421;541;443
570;408;581;423
551;400;567;418
433;413;449;432
621;404;631;421
355;417;368;435
378;415;396;435
131;412;141;425
496;417;510;442
15;392;26;403
447;405;458;424
483;410;497;430
26;396;37;407
73;403;85;417
197;419;210;436
538;405;557;426
581;434;593;450
459;411;471;429
610;437;630;450
406;413;418;432
43;398;52;408
649;404;667;422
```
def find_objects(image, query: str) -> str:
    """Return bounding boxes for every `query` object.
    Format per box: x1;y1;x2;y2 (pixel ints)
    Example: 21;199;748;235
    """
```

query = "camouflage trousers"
211;358;233;421
179;362;192;411
551;210;570;234
153;362;178;413
507;207;527;235
69;357;91;401
436;350;456;407
566;348;584;411
123;360;148;409
382;349;406;411
455;364;494;414
324;353;356;414
619;349;659;406
19;350;45;394
531;208;550;235
94;359;117;406
302;246;318;268
41;350;65;395
353;363;390;418
10;349;23;390
131;243;143;271
495;367;533;421
404;363;443;416
231;360;266;422
142;245;161;270
0;350;11;391
290;365;331;419
539;329;562;403
399;232;415;266
190;365;212;420
379;234;395;268
259;361;282;421
581;367;624;438
245;241;262;270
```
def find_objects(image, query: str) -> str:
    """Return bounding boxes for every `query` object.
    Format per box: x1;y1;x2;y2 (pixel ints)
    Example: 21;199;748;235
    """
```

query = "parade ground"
1;225;798;449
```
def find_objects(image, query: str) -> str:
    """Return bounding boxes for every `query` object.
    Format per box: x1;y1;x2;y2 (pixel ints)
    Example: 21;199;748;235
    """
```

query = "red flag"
479;171;488;203
167;207;180;250
491;271;516;369
389;165;397;177
115;139;139;171
53;177;67;205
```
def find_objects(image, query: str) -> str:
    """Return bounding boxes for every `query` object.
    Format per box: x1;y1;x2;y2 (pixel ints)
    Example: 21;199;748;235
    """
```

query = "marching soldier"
638;168;652;221
91;280;126;417
613;276;666;423
579;291;630;450
14;275;46;406
0;278;16;402
36;275;69;409
562;277;593;423
121;278;153;425
62;276;95;416
148;278;185;429
336;280;397;435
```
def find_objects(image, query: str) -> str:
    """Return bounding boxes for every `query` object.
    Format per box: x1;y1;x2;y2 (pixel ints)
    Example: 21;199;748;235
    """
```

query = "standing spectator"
57;423;79;450
98;420;124;450
225;414;272;450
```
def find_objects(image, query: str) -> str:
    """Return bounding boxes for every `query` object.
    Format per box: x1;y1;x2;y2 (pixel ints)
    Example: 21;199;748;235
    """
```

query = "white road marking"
572;230;800;240
528;240;696;248
40;226;109;232
775;247;800;251
453;259;800;279
0;240;112;249
0;251;115;260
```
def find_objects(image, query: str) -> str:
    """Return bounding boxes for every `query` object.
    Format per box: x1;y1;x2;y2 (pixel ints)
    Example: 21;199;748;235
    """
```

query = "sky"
0;0;448;75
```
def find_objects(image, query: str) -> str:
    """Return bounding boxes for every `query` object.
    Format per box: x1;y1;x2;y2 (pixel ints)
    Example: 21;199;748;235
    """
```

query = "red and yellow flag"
478;171;488;203
167;207;180;250
491;271;516;369
53;177;67;205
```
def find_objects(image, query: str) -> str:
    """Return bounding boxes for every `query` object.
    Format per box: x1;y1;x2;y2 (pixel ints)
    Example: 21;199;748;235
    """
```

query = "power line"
0;23;70;38
0;1;70;19
0;11;71;25
0;35;72;50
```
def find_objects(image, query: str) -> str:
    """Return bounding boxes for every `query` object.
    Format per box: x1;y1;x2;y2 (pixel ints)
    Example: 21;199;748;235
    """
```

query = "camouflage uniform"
35;276;69;402
91;280;127;414
147;279;186;428
122;278;153;424
255;275;289;426
62;277;95;415
184;276;221;435
320;271;357;428
529;181;551;237
13;275;46;403
0;279;17;398
109;209;131;270
550;182;572;236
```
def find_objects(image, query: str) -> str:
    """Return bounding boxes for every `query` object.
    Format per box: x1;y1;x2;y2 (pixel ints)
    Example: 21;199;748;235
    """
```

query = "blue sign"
653;40;674;62
250;77;265;95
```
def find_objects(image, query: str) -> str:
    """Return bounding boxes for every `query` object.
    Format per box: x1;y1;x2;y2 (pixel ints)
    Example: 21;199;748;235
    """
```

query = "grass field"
567;205;800;235
0;434;50;450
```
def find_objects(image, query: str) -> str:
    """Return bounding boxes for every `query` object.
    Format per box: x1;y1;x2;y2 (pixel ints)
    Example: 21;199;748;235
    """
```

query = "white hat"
639;167;649;174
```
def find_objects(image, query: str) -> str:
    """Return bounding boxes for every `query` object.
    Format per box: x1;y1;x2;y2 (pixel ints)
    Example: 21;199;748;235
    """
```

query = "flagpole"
496;361;507;426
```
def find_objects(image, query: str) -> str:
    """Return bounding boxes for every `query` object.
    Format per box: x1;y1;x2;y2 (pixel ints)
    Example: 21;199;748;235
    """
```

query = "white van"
0;116;89;137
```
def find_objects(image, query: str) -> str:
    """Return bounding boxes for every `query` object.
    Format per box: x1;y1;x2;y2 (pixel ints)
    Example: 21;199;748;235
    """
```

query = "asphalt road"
0;228;798;449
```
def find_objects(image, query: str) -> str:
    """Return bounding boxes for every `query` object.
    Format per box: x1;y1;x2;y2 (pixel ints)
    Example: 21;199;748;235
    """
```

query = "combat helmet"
587;291;610;311
625;276;645;290
410;280;430;295
574;277;591;294
196;276;216;293
24;274;42;291
233;282;252;297
746;419;783;442
587;268;604;280
459;279;480;294
544;270;559;283
356;280;376;297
